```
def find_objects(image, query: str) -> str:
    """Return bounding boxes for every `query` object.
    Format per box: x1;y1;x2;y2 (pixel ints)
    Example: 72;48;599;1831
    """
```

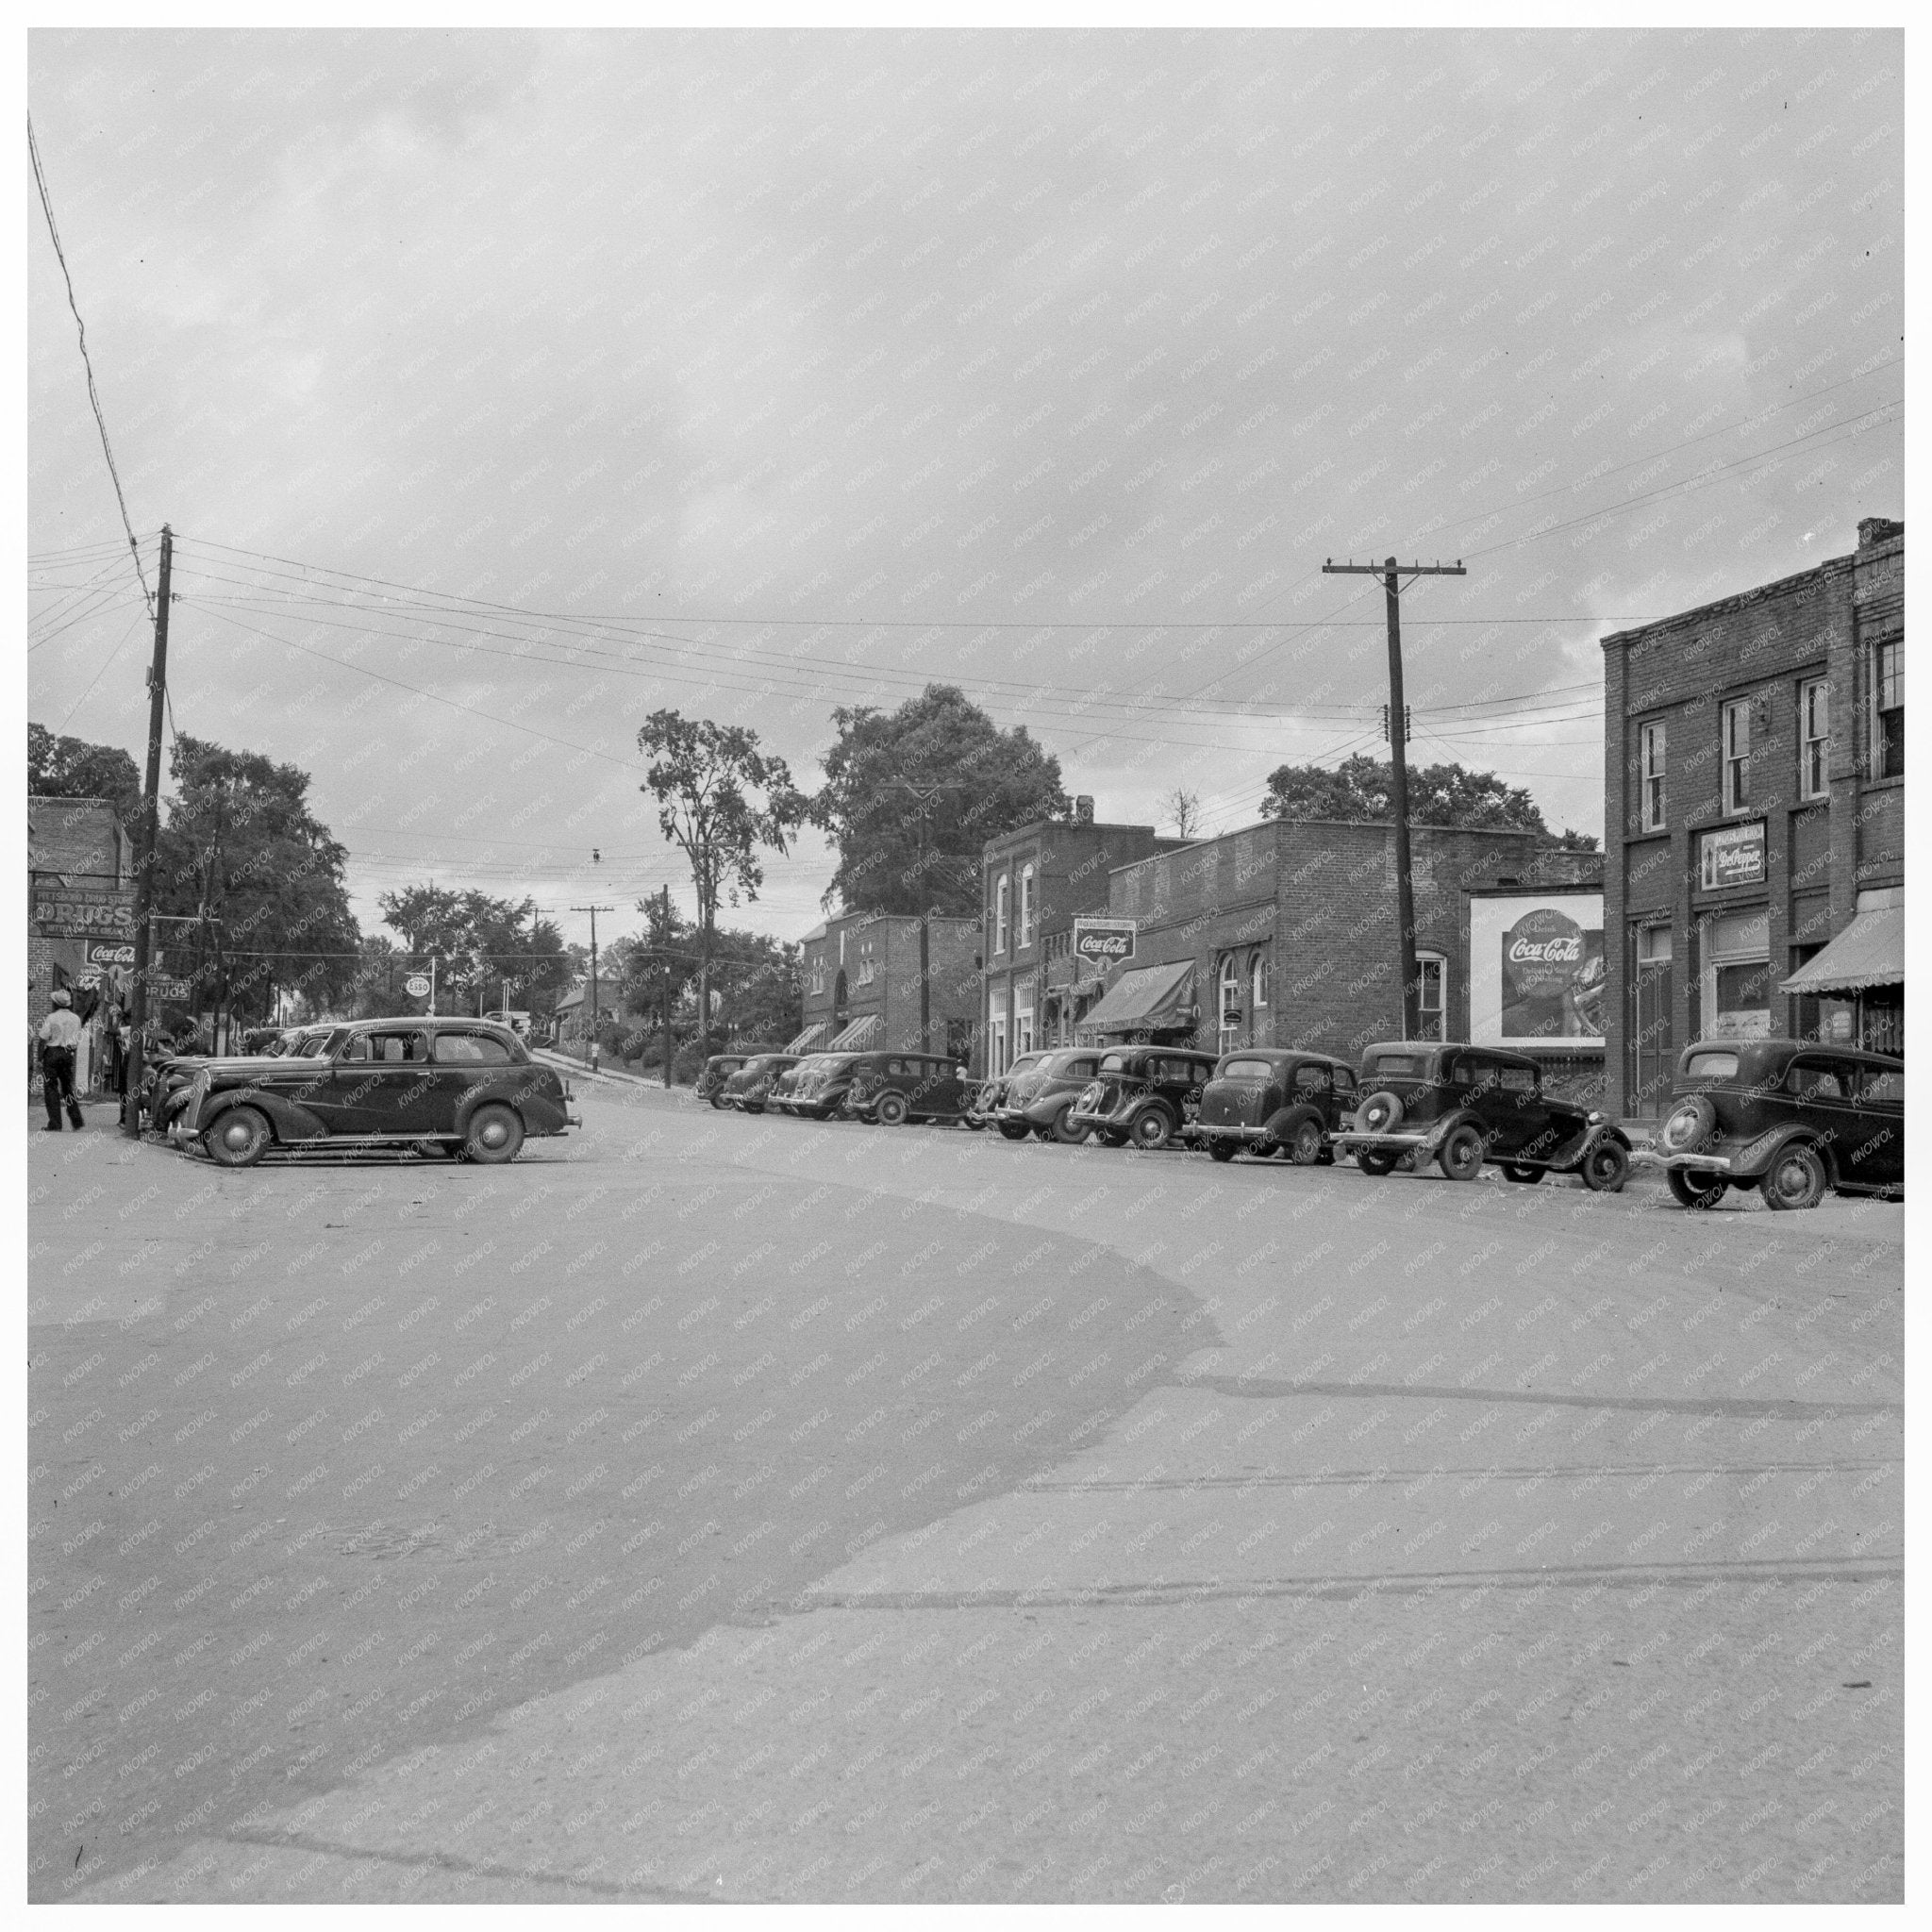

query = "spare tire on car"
1355;1089;1404;1136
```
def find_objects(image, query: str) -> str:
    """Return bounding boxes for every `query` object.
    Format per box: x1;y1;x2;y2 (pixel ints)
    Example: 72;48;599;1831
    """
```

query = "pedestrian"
37;989;86;1132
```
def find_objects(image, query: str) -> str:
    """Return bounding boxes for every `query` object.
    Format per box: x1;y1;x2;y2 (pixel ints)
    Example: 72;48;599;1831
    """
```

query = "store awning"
1780;905;1905;997
827;1013;881;1051
785;1021;829;1054
1075;958;1195;1036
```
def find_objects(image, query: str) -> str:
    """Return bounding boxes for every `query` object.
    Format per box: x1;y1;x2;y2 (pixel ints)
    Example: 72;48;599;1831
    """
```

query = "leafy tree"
375;884;572;1017
812;684;1070;918
637;709;807;1058
27;722;142;820
150;734;361;1026
1258;751;1596;848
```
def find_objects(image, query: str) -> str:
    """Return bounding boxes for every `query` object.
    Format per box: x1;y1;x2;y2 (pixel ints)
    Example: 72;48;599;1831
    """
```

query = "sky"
27;27;1905;958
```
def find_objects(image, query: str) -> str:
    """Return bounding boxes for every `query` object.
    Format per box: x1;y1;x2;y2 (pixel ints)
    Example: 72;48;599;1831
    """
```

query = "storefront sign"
1699;821;1766;891
30;882;136;939
86;941;138;967
1072;918;1136;967
1469;891;1606;1048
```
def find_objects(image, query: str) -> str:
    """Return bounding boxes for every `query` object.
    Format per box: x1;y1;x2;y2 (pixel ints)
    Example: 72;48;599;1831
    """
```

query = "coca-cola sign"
1469;891;1606;1048
1073;918;1136;966
1505;908;1585;993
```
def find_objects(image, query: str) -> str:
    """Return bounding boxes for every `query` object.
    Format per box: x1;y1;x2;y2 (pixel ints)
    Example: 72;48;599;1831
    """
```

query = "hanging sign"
404;975;432;998
1072;918;1137;967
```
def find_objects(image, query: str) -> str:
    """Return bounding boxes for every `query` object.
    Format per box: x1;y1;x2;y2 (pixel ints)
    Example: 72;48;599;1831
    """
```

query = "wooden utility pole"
1321;554;1466;1041
659;883;674;1088
572;902;614;1073
123;525;172;1138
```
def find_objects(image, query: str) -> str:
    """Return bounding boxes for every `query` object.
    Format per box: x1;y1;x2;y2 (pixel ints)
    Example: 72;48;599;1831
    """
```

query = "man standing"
37;988;85;1131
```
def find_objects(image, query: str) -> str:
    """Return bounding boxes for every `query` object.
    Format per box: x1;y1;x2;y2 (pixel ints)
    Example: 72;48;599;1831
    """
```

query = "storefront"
1074;958;1198;1046
1780;886;1905;1057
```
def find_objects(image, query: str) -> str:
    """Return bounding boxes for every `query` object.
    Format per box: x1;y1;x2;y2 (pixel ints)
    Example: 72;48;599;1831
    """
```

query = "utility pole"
572;903;614;1074
1321;554;1466;1041
659;883;674;1089
123;525;172;1139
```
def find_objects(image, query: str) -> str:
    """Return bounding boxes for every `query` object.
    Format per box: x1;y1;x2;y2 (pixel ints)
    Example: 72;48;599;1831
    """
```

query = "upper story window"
1639;720;1667;831
1872;638;1904;778
808;956;826;997
1251;951;1269;1009
1721;698;1753;813
1411;953;1446;1041
994;875;1009;954
856;940;876;988
1797;677;1829;801
1218;955;1241;1041
1017;864;1036;948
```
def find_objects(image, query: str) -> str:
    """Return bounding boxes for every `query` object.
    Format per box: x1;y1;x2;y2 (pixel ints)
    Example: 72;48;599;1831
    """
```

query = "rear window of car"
1497;1066;1538;1092
436;1032;514;1065
1683;1050;1740;1081
1099;1054;1128;1073
1370;1052;1427;1078
1222;1058;1274;1080
1291;1064;1330;1091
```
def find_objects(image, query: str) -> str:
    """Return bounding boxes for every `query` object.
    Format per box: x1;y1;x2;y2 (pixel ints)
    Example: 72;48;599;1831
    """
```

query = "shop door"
1631;924;1673;1116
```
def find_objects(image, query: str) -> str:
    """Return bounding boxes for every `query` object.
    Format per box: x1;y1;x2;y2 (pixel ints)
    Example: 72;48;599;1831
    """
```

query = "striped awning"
1075;958;1195;1036
1780;904;1905;997
827;1013;881;1051
785;1021;830;1054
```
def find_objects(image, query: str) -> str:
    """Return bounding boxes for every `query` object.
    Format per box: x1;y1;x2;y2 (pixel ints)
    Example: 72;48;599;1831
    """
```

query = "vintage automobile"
175;1017;577;1168
1652;1038;1905;1209
1337;1041;1631;1191
147;1025;328;1133
717;1052;801;1113
696;1052;758;1106
991;1047;1106;1143
971;1052;1047;1137
841;1051;970;1125
1064;1045;1220;1150
1193;1048;1358;1164
768;1052;860;1120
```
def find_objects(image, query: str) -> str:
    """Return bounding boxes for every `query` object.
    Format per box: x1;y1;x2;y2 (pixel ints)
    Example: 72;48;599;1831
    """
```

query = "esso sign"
404;975;431;998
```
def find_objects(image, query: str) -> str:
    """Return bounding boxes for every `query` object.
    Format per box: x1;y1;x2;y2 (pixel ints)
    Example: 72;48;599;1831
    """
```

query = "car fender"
1725;1123;1839;1183
1421;1105;1485;1152
1261;1103;1324;1145
201;1085;329;1142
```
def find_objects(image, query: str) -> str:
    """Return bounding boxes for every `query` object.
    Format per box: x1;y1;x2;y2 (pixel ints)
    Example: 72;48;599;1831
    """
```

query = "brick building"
1601;517;1904;1117
979;802;1181;1074
1074;818;1604;1094
28;794;136;1092
794;909;980;1061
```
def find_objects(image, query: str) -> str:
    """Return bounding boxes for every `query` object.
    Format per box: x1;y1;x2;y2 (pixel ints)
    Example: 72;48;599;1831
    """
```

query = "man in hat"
37;988;86;1131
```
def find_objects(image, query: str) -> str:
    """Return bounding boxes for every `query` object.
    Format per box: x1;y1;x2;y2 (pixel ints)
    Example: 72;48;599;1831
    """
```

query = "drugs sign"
1072;919;1136;967
30;882;135;939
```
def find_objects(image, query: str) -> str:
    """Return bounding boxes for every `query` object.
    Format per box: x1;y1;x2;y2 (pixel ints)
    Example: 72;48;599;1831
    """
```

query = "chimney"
1074;795;1094;824
1857;517;1903;549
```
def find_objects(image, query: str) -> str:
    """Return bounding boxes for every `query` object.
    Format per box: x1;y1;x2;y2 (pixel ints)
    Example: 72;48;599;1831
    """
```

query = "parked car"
769;1053;860;1120
841;1051;970;1125
991;1047;1107;1143
1652;1038;1905;1209
696;1052;757;1106
974;1052;1048;1137
1064;1046;1220;1150
1193;1049;1358;1164
175;1017;578;1168
1337;1041;1631;1190
718;1052;801;1113
147;1025;329;1133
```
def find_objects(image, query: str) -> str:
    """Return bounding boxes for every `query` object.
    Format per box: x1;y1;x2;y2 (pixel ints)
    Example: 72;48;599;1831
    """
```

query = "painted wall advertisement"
1469;891;1606;1048
1699;820;1767;891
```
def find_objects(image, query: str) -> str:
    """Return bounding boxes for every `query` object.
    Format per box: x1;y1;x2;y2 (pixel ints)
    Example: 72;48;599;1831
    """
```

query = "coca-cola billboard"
1469;891;1605;1048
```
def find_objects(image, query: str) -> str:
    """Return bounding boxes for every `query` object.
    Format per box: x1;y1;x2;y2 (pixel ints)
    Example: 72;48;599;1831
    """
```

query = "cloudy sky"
28;27;1904;955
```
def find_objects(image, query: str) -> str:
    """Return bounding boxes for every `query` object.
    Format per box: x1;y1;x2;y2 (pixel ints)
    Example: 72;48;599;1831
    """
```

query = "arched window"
1219;954;1242;1046
994;875;1009;954
1251;950;1269;1010
1018;864;1036;948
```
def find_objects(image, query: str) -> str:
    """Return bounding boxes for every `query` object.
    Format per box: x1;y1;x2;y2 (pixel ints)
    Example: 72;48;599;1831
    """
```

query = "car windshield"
1220;1058;1274;1080
1683;1049;1740;1081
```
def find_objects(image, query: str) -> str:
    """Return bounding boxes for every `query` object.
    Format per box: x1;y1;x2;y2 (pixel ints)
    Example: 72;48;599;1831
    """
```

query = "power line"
26;114;154;621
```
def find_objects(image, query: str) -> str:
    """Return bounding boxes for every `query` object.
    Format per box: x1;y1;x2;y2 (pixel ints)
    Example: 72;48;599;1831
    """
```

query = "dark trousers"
42;1048;83;1128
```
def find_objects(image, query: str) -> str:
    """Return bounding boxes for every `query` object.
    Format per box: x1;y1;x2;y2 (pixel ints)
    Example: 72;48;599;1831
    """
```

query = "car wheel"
1287;1118;1324;1166
1580;1141;1629;1194
1658;1094;1718;1157
708;1093;726;1109
1356;1149;1399;1177
1355;1089;1405;1136
1130;1109;1173;1151
1502;1164;1544;1185
963;1116;985;1131
1437;1125;1484;1182
875;1091;910;1127
1052;1108;1090;1146
1208;1140;1237;1163
1762;1142;1828;1211
1666;1167;1728;1209
204;1105;272;1169
464;1103;525;1165
997;1120;1031;1141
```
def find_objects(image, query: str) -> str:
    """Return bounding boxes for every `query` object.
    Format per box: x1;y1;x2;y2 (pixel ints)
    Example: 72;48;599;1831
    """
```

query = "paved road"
30;1087;1903;1902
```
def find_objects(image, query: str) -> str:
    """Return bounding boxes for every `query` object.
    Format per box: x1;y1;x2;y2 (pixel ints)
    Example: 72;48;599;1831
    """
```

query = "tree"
27;723;142;820
150;734;361;1027
812;684;1070;918
637;709;807;1059
374;885;572;1017
1257;751;1597;847
1163;785;1204;841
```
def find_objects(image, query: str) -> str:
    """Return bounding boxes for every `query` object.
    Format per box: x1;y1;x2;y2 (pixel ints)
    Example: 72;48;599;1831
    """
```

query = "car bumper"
1646;1146;1763;1179
1196;1122;1268;1143
1334;1130;1436;1157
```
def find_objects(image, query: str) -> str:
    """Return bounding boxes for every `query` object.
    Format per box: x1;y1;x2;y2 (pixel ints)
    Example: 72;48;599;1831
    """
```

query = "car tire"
1052;1108;1090;1146
1666;1167;1728;1209
204;1105;272;1169
1580;1141;1629;1193
1502;1164;1544;1185
1355;1089;1405;1136
1762;1141;1828;1211
1659;1094;1717;1157
464;1103;525;1165
1130;1109;1173;1151
1208;1140;1237;1163
875;1092;910;1127
708;1093;726;1109
1356;1149;1399;1176
1287;1117;1325;1166
1437;1125;1484;1182
997;1120;1031;1141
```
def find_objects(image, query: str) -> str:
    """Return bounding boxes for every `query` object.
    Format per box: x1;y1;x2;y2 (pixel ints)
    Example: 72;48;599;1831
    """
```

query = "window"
435;1032;512;1064
1291;1063;1330;1094
988;987;1008;1075
1872;639;1903;778
1018;865;1036;948
1218;955;1241;1044
994;876;1009;955
1784;1060;1843;1100
1637;924;1672;967
1222;1058;1273;1080
1721;698;1752;812
344;1030;424;1064
1859;1066;1904;1107
1682;1050;1739;1081
808;956;825;997
1639;720;1667;830
1798;678;1829;800
1702;907;1771;1041
1251;951;1269;1008
1409;952;1446;1041
1497;1066;1538;1093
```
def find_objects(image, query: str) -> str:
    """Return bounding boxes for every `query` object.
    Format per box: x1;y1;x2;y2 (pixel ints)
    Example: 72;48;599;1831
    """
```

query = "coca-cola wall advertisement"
1468;891;1606;1048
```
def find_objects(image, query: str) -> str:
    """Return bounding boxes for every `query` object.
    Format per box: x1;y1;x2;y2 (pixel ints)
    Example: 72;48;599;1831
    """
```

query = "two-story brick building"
1601;517;1904;1117
1074;817;1604;1093
28;794;136;1092
979;801;1181;1074
794;909;980;1061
